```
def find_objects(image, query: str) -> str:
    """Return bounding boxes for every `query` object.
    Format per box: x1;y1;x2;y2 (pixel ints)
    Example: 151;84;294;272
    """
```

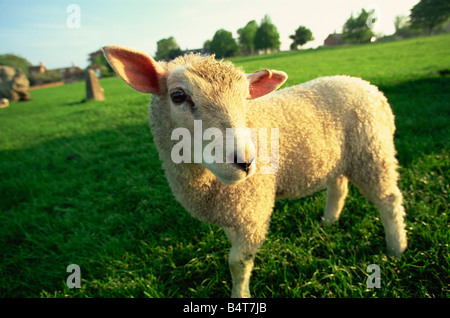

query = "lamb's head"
103;45;287;185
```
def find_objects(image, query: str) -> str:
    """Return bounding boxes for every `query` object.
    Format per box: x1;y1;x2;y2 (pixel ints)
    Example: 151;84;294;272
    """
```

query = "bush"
30;70;62;85
0;54;33;79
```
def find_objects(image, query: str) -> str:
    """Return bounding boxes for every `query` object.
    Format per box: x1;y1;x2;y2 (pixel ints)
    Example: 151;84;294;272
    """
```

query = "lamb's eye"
170;90;187;104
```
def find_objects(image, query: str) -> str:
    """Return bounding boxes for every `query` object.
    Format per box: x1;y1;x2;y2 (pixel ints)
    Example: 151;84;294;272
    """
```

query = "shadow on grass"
0;123;208;297
380;76;450;167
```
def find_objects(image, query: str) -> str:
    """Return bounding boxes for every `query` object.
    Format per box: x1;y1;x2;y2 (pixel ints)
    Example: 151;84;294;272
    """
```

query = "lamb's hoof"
231;293;251;298
231;290;251;298
386;245;407;258
321;217;338;227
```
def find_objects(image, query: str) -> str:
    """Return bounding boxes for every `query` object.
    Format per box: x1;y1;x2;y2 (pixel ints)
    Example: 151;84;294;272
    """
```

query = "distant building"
324;33;344;46
28;62;47;75
54;63;85;83
29;61;85;84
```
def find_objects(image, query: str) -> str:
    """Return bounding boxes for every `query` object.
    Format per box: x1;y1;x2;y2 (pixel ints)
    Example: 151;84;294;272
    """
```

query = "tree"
203;39;212;51
394;15;409;33
289;25;314;50
0;54;32;79
342;9;376;44
409;0;450;35
254;15;281;53
89;54;114;77
393;14;424;38
237;20;258;55
209;29;241;58
155;36;183;61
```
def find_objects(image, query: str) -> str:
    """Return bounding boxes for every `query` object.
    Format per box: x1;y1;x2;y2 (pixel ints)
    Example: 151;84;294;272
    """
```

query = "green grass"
1;34;449;298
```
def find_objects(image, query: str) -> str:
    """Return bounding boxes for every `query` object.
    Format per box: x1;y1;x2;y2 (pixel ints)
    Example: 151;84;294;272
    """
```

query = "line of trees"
207;15;284;58
392;0;450;39
155;15;314;60
155;8;378;59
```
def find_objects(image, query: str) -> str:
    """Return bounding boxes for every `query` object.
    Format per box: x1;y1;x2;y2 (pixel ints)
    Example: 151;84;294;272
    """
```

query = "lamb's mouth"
215;175;248;186
212;164;256;186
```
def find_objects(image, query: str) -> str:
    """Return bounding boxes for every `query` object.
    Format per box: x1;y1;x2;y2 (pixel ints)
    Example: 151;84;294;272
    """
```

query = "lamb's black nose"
234;155;254;173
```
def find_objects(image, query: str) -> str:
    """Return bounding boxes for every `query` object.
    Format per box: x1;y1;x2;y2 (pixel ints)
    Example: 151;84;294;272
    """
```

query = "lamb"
103;46;408;298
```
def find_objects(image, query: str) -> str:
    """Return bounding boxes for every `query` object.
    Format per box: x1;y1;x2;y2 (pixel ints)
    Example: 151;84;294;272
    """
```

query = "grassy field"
1;34;449;298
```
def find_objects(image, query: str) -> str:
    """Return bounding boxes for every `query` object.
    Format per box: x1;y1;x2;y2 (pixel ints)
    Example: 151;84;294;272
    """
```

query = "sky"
0;0;420;70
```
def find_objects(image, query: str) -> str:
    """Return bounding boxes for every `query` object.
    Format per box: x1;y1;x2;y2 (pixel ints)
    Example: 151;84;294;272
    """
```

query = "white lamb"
103;46;407;298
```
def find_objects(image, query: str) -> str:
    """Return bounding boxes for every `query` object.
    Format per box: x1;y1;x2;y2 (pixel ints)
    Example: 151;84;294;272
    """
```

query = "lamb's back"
248;76;393;199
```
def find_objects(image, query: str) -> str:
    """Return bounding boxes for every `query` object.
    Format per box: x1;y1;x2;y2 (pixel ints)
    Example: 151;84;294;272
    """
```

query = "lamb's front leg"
228;229;260;298
224;228;236;244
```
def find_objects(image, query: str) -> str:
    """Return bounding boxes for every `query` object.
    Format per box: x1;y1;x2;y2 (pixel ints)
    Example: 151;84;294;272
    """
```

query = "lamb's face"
165;60;256;186
103;47;287;185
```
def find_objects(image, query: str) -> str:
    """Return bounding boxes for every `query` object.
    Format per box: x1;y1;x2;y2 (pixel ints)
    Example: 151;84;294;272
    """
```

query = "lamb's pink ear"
102;45;166;94
247;69;288;99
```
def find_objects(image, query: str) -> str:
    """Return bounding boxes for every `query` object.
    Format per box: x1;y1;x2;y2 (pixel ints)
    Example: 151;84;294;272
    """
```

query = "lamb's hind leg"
322;175;348;226
349;158;407;257
354;181;407;256
372;188;407;256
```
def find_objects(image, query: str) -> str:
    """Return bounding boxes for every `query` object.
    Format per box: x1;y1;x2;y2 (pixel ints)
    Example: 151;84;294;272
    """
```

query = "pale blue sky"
0;0;419;69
